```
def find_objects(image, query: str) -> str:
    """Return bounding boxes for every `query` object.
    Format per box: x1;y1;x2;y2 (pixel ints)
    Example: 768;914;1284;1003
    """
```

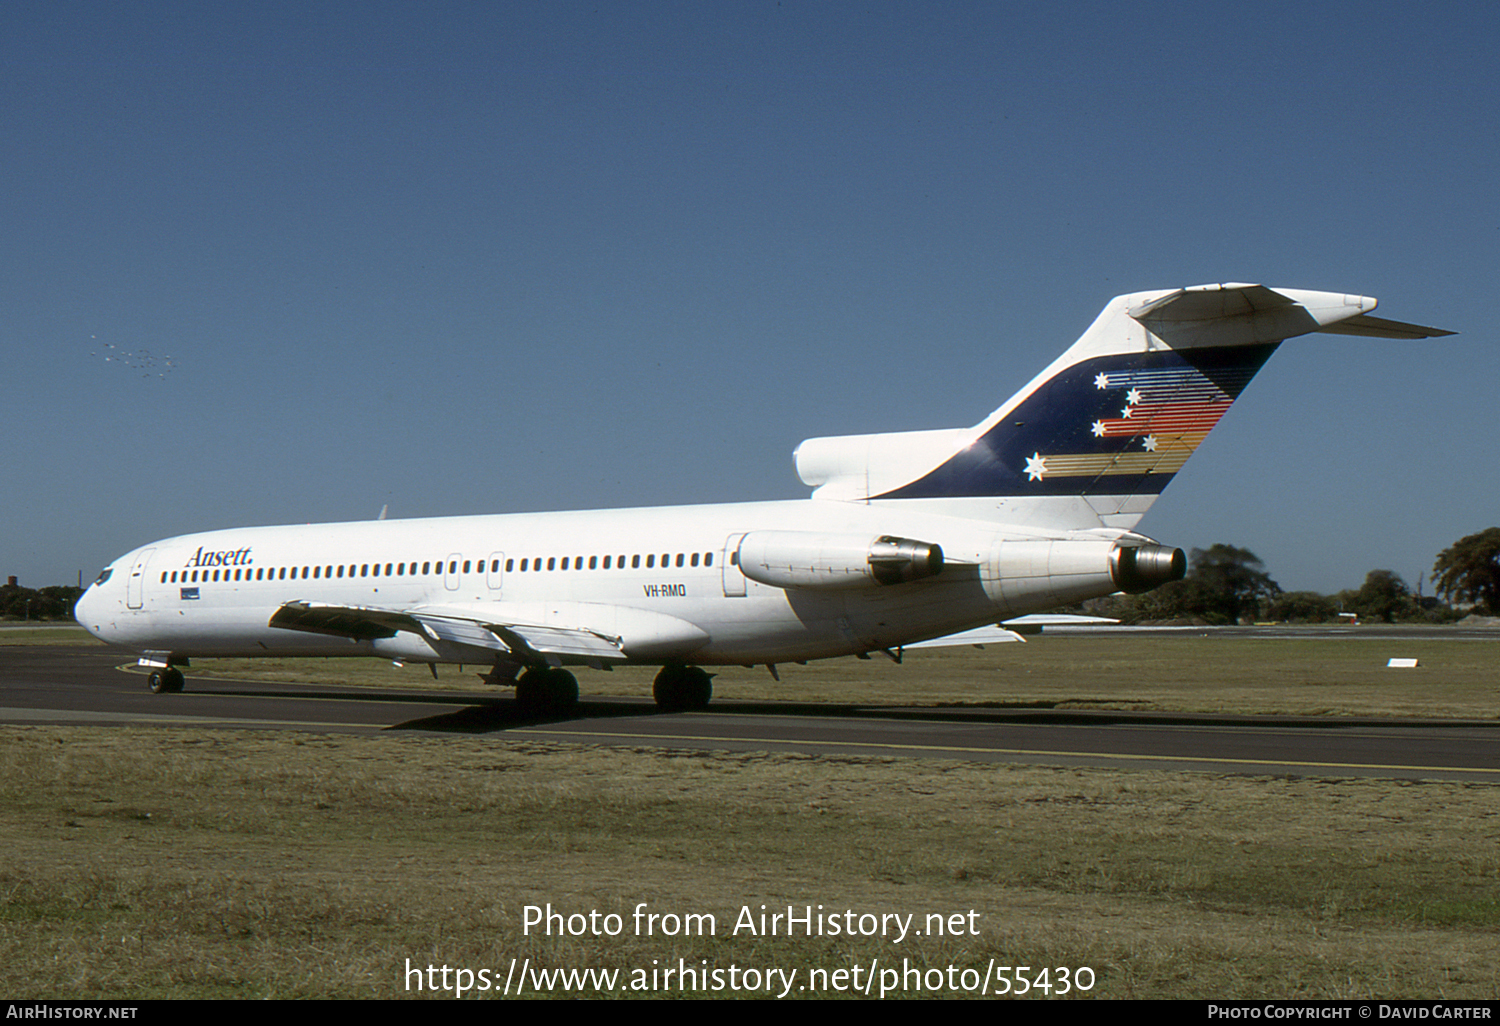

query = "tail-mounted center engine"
736;531;944;590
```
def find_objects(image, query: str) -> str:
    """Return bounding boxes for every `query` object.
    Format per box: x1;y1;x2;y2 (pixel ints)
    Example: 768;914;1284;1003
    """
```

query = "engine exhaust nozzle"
1111;543;1186;594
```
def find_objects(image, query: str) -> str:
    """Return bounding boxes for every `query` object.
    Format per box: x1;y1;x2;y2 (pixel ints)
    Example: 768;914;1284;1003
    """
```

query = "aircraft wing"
903;625;1028;648
267;601;627;663
905;613;1123;648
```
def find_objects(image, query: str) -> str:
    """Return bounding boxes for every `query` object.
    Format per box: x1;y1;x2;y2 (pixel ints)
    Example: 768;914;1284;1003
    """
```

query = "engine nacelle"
1110;543;1186;594
990;538;1186;611
736;531;944;590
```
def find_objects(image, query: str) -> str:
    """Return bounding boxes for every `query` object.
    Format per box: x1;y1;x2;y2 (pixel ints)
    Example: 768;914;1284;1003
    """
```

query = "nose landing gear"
147;668;185;693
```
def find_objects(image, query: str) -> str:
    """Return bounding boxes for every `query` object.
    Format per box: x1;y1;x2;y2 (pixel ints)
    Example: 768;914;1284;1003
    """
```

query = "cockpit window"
94;568;113;586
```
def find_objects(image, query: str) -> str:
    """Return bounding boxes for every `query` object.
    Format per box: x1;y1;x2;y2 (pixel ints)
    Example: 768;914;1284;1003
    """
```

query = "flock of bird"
90;337;174;379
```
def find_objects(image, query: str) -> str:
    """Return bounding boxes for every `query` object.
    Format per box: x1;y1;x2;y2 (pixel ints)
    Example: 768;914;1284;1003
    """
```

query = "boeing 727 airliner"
75;284;1451;711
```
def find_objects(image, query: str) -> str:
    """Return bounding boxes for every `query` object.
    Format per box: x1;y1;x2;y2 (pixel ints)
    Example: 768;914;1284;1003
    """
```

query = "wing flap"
267;601;626;663
491;623;625;661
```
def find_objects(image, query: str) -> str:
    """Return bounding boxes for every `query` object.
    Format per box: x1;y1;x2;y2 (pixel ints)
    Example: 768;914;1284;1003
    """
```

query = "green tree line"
0;581;84;621
1087;528;1500;626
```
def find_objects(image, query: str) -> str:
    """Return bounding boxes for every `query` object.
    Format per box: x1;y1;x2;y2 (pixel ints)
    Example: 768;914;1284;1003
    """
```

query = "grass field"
4;627;1499;998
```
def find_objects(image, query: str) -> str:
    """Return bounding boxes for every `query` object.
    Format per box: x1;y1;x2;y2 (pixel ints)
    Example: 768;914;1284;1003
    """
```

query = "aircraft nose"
74;584;105;639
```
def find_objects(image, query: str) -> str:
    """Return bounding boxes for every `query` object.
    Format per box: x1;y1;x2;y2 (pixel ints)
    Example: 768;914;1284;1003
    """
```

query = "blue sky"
5;1;1496;595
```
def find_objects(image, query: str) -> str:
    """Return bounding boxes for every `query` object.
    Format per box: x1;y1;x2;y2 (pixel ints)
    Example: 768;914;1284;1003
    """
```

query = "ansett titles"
184;546;254;568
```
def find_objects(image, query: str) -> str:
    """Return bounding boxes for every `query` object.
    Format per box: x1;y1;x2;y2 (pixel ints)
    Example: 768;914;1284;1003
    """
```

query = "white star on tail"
1091;420;1106;437
1126;387;1142;405
1094;372;1110;390
1024;453;1047;481
1142;435;1158;451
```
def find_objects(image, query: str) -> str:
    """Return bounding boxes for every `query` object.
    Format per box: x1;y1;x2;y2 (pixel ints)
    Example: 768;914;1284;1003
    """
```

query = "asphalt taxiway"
5;644;1499;782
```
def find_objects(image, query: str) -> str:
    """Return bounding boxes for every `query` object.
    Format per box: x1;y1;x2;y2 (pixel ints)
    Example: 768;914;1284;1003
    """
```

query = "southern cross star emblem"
1091;420;1106;437
1094;372;1109;390
1024;453;1047;481
1142;435;1158;452
1126;387;1142;405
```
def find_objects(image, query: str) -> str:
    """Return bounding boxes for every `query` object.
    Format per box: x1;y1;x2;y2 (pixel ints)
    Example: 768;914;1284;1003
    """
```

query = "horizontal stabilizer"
1127;283;1307;320
1316;314;1455;339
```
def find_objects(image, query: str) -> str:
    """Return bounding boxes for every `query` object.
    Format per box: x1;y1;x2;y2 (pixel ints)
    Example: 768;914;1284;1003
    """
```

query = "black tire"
543;668;578;711
150;668;185;693
653;665;712;712
516;667;578;714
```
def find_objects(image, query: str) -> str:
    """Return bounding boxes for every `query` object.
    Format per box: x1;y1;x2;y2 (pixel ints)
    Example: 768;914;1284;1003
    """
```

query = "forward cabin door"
126;548;155;609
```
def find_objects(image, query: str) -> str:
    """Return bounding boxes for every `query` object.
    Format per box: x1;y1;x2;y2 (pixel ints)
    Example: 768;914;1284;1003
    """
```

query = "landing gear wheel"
653;665;713;712
148;668;185;694
515;667;578;715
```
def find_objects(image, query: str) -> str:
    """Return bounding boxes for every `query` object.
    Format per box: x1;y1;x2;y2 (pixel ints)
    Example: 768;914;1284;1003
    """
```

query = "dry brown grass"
3;726;1499;999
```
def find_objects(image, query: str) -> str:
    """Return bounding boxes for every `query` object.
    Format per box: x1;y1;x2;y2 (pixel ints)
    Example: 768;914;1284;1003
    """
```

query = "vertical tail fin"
795;284;1451;530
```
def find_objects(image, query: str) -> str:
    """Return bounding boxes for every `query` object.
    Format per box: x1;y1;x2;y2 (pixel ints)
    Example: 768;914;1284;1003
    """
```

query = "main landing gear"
514;666;579;715
653;664;713;712
147;668;185;694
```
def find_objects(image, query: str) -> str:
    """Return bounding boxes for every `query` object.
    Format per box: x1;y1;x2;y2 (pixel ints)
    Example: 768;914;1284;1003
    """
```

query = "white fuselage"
74;498;1118;668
